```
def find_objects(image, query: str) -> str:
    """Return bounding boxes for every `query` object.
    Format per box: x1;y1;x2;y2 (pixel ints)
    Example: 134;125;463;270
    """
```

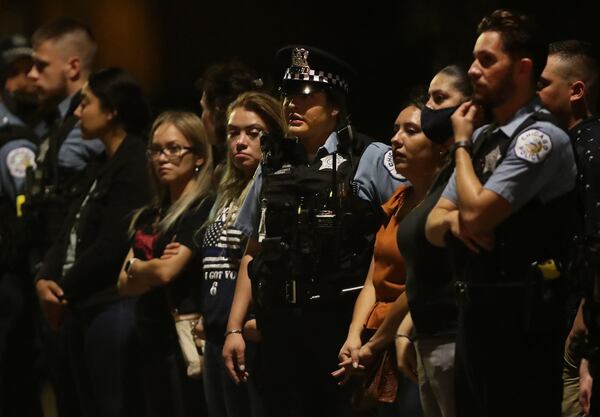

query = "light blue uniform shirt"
442;98;576;212
354;141;408;206
56;94;104;170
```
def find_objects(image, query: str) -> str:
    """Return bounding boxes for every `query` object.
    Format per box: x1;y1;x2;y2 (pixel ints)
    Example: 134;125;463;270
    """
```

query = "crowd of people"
1;8;600;417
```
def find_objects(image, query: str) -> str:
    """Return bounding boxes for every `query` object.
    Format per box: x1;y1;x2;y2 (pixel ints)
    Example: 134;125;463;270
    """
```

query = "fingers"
580;390;590;415
235;347;248;383
331;367;346;378
471;232;494;251
223;352;240;384
350;347;360;369
160;242;181;259
457;234;481;254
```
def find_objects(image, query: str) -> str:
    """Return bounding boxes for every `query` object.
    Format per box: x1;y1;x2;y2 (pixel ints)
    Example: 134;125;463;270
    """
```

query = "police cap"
0;34;33;74
276;45;355;97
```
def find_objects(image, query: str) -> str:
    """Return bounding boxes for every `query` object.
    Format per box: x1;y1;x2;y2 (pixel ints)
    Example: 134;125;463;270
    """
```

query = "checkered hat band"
2;47;33;62
284;68;348;92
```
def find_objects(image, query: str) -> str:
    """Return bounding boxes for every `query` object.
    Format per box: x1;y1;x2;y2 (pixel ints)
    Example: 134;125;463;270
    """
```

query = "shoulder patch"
514;129;552;163
383;149;405;180
6;147;36;178
319;154;347;171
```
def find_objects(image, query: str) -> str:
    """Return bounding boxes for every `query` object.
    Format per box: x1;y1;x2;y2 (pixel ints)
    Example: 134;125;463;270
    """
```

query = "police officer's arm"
222;237;261;384
452;102;512;235
426;196;493;253
35;234;69;329
0;140;36;203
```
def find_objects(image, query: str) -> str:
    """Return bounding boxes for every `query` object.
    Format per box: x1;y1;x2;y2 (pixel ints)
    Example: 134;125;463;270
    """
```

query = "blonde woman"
197;92;285;417
117;111;213;417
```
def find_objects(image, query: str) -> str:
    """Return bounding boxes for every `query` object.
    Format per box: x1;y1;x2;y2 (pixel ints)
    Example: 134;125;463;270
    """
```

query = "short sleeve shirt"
442;99;576;212
354;142;408;206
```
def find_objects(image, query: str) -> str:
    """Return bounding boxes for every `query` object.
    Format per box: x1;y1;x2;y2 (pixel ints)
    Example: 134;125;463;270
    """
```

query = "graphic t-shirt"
200;203;247;343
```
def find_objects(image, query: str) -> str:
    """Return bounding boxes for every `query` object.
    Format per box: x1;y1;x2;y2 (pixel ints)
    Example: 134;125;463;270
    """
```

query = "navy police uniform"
235;46;386;417
442;98;577;417
0;34;44;417
23;92;104;272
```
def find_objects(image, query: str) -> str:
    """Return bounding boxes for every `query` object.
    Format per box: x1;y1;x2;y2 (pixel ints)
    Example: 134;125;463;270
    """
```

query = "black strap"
0;123;39;148
44;92;82;188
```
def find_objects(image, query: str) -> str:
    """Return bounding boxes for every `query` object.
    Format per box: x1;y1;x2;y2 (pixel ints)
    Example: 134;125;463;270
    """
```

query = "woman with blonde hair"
198;91;285;417
118;110;214;417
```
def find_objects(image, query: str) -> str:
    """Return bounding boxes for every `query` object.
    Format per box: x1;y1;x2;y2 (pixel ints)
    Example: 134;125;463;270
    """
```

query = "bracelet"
449;140;472;158
224;329;243;337
395;333;414;343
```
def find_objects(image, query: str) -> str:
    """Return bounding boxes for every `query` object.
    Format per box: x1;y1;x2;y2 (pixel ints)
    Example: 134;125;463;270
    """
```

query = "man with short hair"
539;40;600;416
0;32;45;417
24;18;104;417
426;10;578;417
25;17;104;272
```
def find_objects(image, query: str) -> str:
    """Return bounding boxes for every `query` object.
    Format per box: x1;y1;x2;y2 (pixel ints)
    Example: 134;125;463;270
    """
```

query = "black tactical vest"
448;111;577;285
21;92;91;263
250;136;375;309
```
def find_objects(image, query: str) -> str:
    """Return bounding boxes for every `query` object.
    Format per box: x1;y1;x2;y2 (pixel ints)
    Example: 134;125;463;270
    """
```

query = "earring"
195;165;200;173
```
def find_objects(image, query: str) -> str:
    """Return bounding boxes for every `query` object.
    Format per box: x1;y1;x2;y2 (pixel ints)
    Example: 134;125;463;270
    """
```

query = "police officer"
25;18;104;273
426;10;577;417
222;45;384;417
0;33;45;417
25;18;104;417
538;40;600;416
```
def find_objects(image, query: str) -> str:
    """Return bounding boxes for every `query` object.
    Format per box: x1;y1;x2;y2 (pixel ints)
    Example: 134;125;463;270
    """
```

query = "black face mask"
420;105;459;144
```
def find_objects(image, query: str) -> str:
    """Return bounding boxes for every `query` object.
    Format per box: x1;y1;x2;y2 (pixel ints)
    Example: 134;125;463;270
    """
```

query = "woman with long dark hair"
35;67;152;417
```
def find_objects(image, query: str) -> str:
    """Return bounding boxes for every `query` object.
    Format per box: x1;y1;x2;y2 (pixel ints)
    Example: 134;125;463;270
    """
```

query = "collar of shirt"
57;94;72;120
496;96;544;138
314;131;339;160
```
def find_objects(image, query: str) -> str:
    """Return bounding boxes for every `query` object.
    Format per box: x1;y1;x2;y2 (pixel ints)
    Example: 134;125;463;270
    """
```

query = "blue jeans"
67;298;141;417
203;340;263;417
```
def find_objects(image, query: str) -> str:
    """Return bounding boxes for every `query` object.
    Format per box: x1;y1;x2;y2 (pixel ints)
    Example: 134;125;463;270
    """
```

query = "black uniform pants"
255;298;359;417
454;280;566;417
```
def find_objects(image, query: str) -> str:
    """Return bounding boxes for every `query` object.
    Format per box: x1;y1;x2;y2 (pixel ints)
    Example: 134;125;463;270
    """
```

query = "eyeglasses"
146;144;197;161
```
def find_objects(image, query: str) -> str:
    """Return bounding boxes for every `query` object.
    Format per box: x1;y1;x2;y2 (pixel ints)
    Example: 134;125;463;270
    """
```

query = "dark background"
0;0;596;142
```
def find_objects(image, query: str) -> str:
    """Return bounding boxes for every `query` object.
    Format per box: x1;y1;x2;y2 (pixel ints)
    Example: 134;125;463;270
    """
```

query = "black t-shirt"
133;196;214;326
398;171;457;337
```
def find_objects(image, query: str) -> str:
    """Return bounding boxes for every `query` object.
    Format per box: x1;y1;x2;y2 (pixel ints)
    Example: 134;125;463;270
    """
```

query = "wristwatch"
449;140;472;158
124;258;138;276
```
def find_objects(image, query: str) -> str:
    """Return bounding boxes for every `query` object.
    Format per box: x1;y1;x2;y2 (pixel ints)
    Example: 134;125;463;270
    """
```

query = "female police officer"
222;45;382;417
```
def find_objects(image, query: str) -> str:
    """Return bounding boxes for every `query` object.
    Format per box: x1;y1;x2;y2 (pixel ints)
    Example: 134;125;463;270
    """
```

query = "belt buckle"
284;280;297;304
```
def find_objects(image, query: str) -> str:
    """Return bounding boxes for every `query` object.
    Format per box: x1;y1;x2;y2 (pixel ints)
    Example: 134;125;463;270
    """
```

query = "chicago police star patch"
383;149;405;180
514;129;552;163
319;154;347;170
